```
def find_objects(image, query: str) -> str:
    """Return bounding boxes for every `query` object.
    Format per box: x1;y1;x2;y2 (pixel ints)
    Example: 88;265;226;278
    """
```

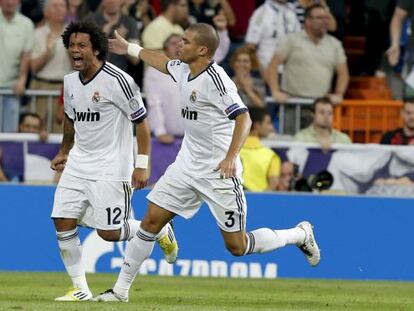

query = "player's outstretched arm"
51;114;74;171
132;119;151;189
109;30;170;74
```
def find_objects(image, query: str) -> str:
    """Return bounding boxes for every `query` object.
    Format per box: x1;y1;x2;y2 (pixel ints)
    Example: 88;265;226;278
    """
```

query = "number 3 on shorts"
106;207;122;225
224;211;235;228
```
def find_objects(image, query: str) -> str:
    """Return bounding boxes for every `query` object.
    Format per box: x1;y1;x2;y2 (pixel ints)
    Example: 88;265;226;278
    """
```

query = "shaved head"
186;23;219;57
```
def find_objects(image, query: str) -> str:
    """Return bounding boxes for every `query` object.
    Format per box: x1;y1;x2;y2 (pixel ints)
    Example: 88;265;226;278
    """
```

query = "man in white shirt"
0;0;34;132
245;0;300;76
50;20;178;302
93;22;321;303
145;34;185;144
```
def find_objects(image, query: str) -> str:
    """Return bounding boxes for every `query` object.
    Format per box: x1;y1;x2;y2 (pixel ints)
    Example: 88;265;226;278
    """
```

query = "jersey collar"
79;61;105;85
187;60;215;82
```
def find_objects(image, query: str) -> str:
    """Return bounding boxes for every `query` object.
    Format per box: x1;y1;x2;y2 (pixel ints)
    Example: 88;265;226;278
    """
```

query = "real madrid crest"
92;91;100;103
190;90;197;103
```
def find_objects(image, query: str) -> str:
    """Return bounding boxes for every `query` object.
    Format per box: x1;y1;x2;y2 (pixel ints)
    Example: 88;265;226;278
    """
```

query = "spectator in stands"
240;107;281;191
189;0;235;26
289;0;337;32
122;0;156;34
144;21;230;144
18;112;41;133
267;4;349;134
380;99;414;145
387;0;414;71
245;0;300;78
294;97;352;149
30;0;71;133
141;0;188;50
230;47;266;107
0;0;34;133
91;0;140;72
18;112;49;141
144;34;185;144
276;161;296;191
267;4;348;104
65;0;90;23
206;10;231;64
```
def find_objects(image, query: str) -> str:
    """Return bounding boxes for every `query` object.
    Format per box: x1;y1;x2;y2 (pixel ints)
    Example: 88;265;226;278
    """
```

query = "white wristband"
135;154;149;169
127;43;143;58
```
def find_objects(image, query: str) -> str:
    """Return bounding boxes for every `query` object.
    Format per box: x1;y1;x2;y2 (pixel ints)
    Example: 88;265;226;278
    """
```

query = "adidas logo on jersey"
181;106;198;120
73;108;100;122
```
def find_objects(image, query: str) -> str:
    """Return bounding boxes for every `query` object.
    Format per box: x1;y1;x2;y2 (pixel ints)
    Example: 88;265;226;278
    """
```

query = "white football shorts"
147;163;247;232
51;171;133;230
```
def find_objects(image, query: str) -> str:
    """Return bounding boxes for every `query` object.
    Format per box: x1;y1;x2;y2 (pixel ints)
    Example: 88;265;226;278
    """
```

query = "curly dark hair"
61;20;108;61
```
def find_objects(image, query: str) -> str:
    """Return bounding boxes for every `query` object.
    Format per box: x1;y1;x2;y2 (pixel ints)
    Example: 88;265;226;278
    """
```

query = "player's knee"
225;243;246;257
97;229;120;241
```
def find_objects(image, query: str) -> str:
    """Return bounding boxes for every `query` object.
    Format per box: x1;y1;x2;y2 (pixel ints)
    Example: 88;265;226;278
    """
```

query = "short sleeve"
268;153;281;177
111;73;147;123
245;8;263;45
165;59;185;83
334;40;347;65
31;28;46;59
23;20;35;52
277;34;293;59
207;67;248;119
63;81;74;120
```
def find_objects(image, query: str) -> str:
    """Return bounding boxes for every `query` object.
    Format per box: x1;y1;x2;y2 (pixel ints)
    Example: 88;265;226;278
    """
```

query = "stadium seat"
333;100;403;143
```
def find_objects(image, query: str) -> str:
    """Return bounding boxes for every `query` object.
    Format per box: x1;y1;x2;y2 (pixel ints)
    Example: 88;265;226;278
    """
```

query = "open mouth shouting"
72;56;83;69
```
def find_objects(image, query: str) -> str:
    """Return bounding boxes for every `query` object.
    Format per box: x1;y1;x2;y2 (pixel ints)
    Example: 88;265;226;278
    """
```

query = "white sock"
120;219;141;241
276;228;306;245
113;228;156;298
120;220;167;241
244;227;304;255
56;229;89;292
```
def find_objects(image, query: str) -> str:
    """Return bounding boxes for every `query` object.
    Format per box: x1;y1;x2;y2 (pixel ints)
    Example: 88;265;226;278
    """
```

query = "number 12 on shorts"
106;207;122;225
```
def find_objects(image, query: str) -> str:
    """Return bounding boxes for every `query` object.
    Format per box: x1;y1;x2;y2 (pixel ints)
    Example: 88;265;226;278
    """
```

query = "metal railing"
0;89;314;134
268;96;314;134
0;89;61;132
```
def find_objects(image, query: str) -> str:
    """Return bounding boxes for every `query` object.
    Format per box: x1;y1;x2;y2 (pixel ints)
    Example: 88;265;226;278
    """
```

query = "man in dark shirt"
380;99;414;145
91;0;139;72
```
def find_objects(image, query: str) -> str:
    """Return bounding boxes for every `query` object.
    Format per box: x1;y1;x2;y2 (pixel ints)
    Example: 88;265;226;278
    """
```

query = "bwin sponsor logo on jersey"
73;108;100;122
181;106;198;120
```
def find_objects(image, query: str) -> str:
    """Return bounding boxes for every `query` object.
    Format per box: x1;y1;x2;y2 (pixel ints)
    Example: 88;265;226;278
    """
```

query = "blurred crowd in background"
1;0;414;193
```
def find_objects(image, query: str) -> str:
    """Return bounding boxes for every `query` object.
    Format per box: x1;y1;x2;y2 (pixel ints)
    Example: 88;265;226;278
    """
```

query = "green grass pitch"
0;272;413;310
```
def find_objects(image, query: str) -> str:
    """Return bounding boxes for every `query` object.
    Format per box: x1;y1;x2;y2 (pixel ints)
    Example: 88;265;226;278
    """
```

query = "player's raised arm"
109;30;170;74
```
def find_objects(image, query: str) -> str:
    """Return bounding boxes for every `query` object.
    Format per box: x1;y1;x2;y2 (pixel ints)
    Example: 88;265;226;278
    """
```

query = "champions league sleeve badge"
129;98;140;111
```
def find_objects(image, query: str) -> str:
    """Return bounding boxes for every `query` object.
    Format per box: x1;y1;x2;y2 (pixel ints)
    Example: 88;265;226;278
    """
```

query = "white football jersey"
166;60;248;178
63;62;147;181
